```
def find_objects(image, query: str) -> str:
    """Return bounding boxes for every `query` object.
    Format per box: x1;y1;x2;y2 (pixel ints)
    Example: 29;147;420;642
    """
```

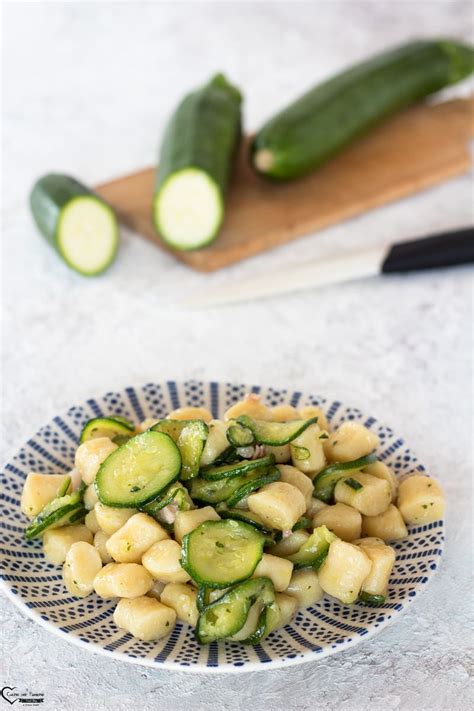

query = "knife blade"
185;226;474;308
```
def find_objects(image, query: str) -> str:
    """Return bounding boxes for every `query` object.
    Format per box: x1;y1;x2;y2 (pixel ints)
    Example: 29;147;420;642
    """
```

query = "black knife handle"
381;227;474;273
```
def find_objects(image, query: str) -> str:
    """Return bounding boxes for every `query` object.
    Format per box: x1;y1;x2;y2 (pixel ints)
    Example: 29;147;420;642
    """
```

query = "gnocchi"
63;541;102;597
105;513;169;563
397;475;445;524
75;437;118;485
113;596;176;641
324;422;379;462
43;524;93;565
312;502;362;542
93;563;153;598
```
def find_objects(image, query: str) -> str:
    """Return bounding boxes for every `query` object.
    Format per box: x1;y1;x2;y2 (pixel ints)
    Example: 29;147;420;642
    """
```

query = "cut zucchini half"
181;519;264;588
188;467;269;505
313;453;377;503
195;577;275;644
359;591;386;606
237;415;318;446
200;454;275;481
25;490;85;540
287;525;337;569
155;169;224;251
151;419;208;480
225;466;281;508
57;476;72;498
95;431;181;507
226;421;255;448
30;174;119;276
79;416;135;444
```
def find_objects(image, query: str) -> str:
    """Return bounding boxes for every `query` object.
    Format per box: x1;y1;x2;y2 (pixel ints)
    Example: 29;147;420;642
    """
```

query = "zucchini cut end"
57;196;119;276
154;168;223;251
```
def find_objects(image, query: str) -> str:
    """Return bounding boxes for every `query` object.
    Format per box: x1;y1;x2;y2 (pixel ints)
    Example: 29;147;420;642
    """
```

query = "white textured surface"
1;2;473;710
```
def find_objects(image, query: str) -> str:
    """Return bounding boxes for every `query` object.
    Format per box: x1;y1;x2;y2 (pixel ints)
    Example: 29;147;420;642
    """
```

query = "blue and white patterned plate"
0;381;444;673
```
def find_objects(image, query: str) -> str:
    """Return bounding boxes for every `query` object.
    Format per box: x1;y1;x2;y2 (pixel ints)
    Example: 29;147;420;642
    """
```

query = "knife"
187;226;474;308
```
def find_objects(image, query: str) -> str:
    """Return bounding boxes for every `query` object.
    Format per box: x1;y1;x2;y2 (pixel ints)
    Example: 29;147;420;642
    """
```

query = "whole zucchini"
153;73;242;250
251;39;474;180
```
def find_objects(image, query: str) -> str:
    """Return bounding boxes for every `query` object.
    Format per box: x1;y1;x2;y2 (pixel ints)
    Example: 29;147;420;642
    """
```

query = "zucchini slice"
236;416;318;446
181;519;264;588
30;174;119;276
153;74;242;250
195;577;275;644
79;416;135;444
313;453;377;503
359;591;386;606
251;40;474;180
142;481;193;518
226;421;255;448
287;525;337;569
216;506;274;535
200;454;275;481
188;467;269;505
225;466;281;508
151;420;208;480
25;490;85;540
95;431;181;507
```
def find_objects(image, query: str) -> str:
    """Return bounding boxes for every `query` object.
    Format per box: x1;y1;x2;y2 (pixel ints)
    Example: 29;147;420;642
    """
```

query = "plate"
0;380;444;672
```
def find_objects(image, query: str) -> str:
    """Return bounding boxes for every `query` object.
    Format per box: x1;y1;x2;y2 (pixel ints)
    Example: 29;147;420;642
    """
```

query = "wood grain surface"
95;97;473;272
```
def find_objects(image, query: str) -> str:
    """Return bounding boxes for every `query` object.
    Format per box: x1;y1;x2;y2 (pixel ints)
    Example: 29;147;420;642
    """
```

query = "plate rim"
0;379;445;673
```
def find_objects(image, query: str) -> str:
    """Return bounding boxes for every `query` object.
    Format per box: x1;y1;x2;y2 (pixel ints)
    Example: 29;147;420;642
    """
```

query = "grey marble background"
1;2;473;710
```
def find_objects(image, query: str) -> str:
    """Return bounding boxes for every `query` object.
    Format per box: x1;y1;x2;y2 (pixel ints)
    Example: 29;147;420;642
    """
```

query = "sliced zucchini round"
195;577;274;644
287;525;337;569
79;416;135;444
237;415;318;446
95;431;181;507
313;453;377;502
226;421;255;448
181;519;264;588
25;490;84;540
200;454;275;481
142;481;192;518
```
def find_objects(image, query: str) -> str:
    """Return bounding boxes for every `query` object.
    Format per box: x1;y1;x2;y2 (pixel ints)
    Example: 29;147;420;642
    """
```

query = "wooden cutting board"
95;97;473;272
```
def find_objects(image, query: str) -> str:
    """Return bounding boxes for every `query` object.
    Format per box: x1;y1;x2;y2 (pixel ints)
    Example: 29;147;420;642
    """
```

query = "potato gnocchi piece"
357;539;395;598
363;460;398;502
361;504;408;541
299;406;329;432
43;524;93;565
290;424;326;475
252;553;293;592
334;473;391;516
270;405;300;422
273;593;298;630
174;506;221;544
113;596;176;641
397;475;445;525
93;563;153;598
286;569;324;607
312;502;362;542
83;484;99;511
247;482;306;531
142;539;191;584
318;539;372;604
160;583;199;626
270;530;310;557
94;502;137;535
324;422;379;463
277;464;314;507
84;509;100;534
105;513;169;563
200;420;229;466
93;530;113;564
75;437;118;485
167;406;213;423
224;394;272;421
266;444;291;463
21;473;71;518
63;541;102;598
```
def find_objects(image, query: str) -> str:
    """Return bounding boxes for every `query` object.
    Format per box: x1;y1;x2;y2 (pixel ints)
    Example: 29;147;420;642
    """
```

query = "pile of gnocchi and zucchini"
21;394;445;645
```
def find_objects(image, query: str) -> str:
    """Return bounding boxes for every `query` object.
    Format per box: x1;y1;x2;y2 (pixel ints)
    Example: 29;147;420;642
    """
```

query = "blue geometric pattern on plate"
0;380;444;673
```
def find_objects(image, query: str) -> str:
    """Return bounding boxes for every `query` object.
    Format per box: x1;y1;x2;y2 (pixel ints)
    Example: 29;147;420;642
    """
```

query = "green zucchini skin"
251;40;474;180
154;74;242;249
30;174;119;275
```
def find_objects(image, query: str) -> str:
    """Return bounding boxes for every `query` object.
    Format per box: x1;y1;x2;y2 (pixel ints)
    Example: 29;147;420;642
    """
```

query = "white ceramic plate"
0;380;444;672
